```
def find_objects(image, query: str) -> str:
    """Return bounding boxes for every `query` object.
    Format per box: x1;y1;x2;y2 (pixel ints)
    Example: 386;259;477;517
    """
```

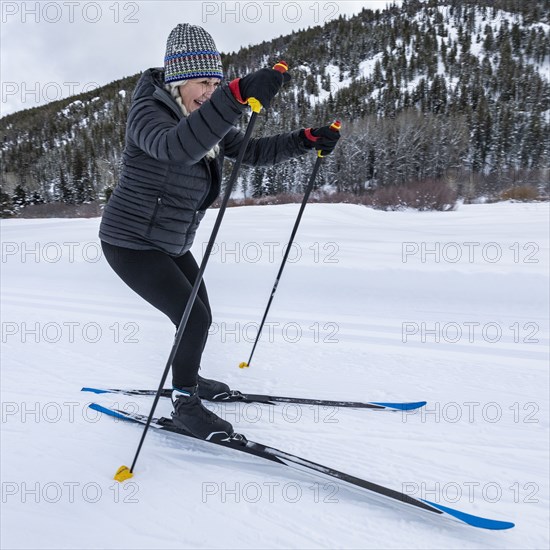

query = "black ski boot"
197;375;231;400
171;385;234;439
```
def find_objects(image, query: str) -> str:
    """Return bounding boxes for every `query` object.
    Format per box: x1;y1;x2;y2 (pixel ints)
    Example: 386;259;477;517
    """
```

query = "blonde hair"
164;80;220;160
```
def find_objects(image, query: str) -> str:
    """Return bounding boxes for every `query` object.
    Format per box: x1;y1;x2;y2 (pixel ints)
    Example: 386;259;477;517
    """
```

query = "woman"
99;23;340;439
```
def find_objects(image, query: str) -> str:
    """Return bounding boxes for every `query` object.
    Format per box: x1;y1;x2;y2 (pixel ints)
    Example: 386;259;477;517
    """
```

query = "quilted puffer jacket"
99;68;309;256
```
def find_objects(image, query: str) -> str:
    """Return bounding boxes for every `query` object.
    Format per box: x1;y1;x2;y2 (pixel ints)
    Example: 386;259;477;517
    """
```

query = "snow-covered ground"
1;201;549;549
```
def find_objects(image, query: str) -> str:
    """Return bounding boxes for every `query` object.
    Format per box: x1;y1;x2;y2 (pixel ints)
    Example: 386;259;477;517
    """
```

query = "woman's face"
178;77;221;113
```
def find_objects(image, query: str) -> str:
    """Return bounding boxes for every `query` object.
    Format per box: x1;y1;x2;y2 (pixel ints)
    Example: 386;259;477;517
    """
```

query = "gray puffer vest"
99;68;309;256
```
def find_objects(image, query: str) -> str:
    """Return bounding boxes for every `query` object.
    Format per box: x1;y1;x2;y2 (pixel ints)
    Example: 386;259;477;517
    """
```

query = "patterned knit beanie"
164;23;223;83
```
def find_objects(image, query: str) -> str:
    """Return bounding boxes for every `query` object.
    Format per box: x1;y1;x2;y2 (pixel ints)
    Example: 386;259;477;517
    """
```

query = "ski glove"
301;124;341;156
229;68;291;110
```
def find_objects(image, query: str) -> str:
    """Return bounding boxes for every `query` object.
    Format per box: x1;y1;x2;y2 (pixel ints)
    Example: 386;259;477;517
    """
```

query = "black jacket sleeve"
222;127;310;166
126;85;247;165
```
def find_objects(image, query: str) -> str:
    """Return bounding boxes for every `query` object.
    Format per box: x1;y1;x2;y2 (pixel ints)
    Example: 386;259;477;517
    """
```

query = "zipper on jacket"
146;196;162;237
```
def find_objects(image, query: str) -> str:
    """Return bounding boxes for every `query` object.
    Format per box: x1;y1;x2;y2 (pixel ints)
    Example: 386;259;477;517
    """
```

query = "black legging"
101;241;211;388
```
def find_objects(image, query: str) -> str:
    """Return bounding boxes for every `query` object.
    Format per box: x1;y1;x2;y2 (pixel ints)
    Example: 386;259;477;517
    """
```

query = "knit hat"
164;23;223;83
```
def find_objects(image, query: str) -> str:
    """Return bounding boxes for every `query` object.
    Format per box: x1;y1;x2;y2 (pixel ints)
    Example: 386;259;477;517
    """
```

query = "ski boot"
197;374;231;400
171;385;233;439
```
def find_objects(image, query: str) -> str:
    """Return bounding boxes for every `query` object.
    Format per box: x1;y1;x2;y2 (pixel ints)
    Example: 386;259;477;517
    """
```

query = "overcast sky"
1;1;397;116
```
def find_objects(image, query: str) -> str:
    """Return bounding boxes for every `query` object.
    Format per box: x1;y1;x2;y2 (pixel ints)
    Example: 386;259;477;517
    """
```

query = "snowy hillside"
2;0;549;211
1;202;549;549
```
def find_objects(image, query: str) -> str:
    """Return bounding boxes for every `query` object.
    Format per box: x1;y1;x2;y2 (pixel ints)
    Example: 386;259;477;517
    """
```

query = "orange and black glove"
300;122;341;156
229;63;291;109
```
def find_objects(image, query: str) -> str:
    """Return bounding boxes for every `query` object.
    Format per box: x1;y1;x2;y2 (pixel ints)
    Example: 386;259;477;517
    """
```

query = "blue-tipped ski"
90;403;514;531
81;387;426;411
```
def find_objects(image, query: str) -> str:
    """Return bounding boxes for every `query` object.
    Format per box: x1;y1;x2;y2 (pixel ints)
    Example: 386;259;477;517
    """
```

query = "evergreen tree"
57;166;73;203
72;149;95;203
12;184;27;208
0;191;16;218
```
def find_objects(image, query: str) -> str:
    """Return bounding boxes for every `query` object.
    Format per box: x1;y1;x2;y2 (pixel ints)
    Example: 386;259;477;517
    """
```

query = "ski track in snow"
1;202;549;549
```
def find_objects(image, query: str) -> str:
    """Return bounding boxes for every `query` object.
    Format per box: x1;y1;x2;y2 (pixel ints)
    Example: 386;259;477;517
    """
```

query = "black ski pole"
239;120;342;369
114;61;289;482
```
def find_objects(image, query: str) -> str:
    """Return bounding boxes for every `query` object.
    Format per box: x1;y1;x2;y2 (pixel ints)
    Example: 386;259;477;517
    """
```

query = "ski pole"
114;61;289;482
239;120;342;369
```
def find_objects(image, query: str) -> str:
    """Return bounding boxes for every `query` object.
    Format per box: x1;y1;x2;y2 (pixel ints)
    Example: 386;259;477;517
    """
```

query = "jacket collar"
153;87;183;120
136;68;183;120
